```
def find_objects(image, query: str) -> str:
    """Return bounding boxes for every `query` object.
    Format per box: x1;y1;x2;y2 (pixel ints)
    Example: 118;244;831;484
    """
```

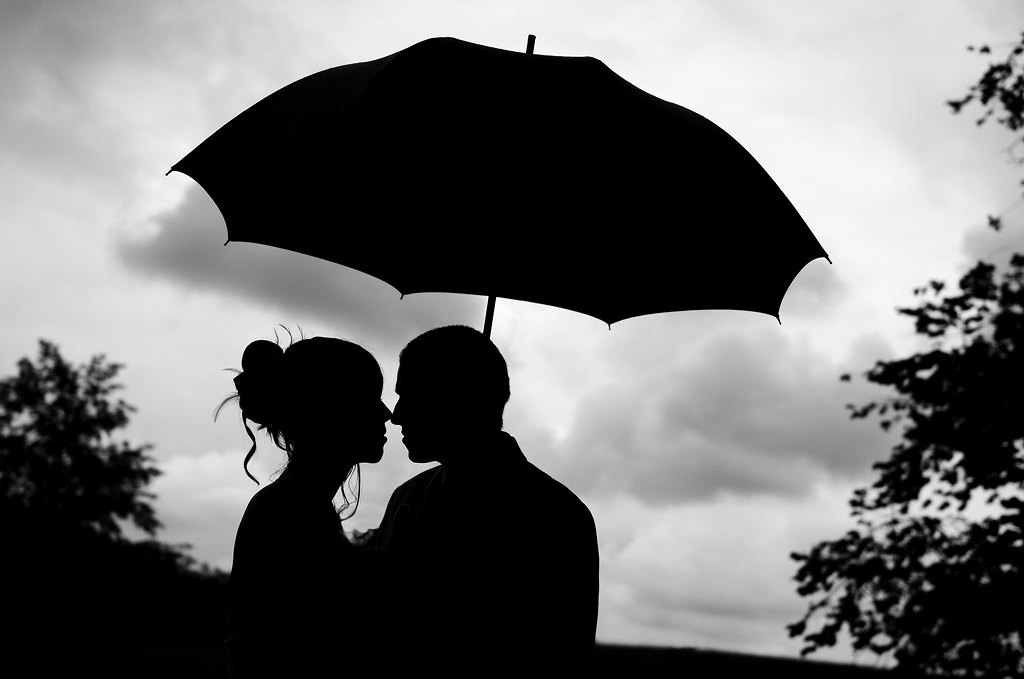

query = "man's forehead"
396;363;450;393
394;365;422;393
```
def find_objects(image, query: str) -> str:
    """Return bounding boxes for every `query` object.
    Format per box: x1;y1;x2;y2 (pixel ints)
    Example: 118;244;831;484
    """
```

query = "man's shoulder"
374;465;444;549
388;464;443;502
500;433;593;519
518;460;594;523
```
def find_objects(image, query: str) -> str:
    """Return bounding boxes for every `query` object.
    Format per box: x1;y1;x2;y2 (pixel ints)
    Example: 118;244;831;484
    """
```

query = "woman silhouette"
220;335;391;678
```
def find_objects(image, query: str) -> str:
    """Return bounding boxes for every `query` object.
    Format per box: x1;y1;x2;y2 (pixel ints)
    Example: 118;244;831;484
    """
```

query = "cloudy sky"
5;0;1024;664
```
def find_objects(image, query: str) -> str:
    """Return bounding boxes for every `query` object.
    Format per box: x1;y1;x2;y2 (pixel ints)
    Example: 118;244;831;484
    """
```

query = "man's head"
391;325;510;464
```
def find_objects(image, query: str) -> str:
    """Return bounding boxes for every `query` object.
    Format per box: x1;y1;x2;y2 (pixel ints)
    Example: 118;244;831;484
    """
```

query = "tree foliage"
947;31;1024;219
0;340;228;666
0;339;161;538
789;35;1024;677
947;34;1024;134
789;259;1024;676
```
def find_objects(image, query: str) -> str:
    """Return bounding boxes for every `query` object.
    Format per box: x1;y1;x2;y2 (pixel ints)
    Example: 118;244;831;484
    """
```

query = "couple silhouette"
222;325;599;677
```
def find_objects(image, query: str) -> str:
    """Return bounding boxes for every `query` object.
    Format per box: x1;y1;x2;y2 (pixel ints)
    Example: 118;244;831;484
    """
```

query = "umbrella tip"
526;35;536;54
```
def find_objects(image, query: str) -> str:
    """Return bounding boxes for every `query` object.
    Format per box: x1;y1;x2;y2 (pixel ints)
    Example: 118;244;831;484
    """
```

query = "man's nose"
389;398;401;424
382;401;393;421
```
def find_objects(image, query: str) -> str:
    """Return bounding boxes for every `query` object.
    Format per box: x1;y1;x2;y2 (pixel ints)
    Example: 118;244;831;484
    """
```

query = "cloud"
778;259;846;320
145;449;258;571
961;211;1024;272
117;187;483;343
552;325;897;503
590;486;861;656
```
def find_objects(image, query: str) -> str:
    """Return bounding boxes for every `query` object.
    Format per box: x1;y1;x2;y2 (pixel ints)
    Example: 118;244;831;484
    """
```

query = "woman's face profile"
344;394;392;465
312;375;391;466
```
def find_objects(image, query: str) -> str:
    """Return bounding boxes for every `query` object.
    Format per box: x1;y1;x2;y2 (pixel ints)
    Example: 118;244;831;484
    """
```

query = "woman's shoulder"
236;478;308;532
241;479;286;514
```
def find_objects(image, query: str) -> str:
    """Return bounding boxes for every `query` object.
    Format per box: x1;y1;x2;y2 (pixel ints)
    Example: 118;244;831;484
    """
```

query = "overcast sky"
4;0;1024;664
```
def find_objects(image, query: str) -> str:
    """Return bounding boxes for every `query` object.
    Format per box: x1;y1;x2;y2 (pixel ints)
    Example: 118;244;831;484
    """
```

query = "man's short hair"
399;325;510;425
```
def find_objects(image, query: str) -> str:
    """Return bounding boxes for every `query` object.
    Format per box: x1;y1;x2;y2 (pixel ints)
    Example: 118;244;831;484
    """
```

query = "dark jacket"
375;432;599;673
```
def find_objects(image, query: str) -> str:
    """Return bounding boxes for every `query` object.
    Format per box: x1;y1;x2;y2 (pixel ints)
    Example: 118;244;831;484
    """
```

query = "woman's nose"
383;400;394;421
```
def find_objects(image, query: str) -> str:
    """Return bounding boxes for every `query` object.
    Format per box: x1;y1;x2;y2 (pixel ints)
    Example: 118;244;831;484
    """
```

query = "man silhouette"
375;325;599;672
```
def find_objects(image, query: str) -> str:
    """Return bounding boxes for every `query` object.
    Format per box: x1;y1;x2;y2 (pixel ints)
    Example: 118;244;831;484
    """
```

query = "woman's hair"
216;330;383;516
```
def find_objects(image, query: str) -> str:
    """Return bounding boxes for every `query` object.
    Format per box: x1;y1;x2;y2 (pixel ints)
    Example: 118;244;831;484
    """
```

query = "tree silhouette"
0;339;161;538
947;31;1024;211
789;259;1024;676
788;36;1024;677
0;340;227;673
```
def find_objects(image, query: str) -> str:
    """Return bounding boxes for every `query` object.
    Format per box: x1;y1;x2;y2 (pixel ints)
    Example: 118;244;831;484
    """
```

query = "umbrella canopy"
171;36;828;328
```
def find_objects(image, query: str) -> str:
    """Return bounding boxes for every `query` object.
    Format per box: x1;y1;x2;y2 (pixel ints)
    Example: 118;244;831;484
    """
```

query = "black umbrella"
171;36;829;335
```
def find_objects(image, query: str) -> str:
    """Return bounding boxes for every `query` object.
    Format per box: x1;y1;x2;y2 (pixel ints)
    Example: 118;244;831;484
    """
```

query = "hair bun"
241;339;283;373
237;339;284;426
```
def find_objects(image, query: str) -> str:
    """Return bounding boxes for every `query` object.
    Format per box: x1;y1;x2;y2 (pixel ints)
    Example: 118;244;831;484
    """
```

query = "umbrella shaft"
483;295;496;338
